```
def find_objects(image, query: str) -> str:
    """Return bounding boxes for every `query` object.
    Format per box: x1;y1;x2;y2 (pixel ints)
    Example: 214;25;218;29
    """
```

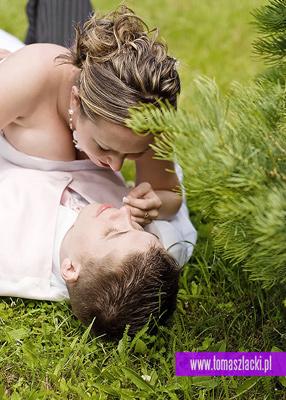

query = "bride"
0;6;182;226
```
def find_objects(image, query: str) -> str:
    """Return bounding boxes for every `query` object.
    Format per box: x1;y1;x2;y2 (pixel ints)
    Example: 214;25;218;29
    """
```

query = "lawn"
1;1;286;399
0;0;265;102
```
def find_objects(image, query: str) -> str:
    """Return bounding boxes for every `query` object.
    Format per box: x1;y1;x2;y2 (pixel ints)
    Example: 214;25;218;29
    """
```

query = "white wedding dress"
0;29;24;52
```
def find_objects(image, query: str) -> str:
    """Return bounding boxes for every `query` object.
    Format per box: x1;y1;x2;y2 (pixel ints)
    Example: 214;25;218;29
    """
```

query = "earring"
68;108;82;151
68;108;74;130
72;130;81;150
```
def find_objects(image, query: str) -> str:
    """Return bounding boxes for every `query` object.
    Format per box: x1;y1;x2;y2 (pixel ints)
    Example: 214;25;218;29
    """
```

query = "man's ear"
61;258;81;283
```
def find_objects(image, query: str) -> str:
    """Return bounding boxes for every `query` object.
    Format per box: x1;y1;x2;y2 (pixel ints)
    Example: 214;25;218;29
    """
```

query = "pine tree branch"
127;77;286;288
253;0;286;64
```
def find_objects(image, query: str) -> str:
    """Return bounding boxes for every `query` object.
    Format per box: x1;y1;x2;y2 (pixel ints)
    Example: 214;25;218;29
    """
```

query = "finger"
131;215;152;226
126;205;159;219
124;203;156;224
123;196;161;211
126;182;152;198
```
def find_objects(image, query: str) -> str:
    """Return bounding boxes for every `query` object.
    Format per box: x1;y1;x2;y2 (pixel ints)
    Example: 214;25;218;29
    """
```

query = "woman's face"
73;111;153;171
69;202;162;262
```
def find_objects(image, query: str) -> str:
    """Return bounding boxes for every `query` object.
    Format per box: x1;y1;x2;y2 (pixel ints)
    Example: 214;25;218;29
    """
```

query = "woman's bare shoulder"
4;43;70;73
22;43;69;59
0;44;70;128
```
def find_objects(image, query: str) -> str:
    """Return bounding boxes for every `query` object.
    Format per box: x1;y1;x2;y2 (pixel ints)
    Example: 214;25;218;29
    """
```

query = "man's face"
68;203;162;262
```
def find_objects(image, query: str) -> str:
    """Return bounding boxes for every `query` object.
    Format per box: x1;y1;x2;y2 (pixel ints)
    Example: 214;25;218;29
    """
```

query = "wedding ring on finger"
144;211;150;220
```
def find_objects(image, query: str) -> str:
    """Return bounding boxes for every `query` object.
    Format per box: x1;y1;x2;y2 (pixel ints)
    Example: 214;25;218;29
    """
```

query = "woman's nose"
106;155;125;172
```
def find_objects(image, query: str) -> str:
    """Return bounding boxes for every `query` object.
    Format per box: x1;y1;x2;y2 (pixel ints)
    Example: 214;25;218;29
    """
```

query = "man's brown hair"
67;245;180;339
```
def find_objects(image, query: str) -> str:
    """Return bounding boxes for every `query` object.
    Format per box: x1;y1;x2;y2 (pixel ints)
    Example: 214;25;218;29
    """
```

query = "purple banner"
176;352;286;376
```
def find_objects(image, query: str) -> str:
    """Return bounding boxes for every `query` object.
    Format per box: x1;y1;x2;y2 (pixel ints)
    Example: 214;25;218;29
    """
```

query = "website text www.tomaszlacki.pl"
176;352;286;376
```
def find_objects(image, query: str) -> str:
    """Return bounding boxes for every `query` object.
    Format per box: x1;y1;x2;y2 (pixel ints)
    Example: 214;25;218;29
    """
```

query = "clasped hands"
122;182;162;226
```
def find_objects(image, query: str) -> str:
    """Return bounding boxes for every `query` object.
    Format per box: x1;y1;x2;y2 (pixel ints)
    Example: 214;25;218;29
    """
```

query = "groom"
0;132;196;339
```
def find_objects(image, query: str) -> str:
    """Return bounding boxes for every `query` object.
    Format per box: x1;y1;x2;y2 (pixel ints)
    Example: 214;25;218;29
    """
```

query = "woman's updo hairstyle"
56;5;180;124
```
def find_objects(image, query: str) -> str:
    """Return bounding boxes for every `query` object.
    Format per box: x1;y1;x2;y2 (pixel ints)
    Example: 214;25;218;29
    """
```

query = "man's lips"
95;204;113;217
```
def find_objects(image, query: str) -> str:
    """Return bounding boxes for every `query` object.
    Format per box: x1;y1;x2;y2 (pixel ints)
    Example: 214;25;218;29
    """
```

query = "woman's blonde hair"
56;5;180;125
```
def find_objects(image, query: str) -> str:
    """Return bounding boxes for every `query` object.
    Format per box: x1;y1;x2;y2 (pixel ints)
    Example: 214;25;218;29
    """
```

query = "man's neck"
59;225;74;266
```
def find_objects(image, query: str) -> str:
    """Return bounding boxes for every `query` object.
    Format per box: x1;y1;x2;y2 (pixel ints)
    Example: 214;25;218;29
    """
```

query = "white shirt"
51;205;78;297
51;188;89;296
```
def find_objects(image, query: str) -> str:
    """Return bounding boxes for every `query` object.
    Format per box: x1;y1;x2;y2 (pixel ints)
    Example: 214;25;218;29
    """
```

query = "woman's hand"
122;182;162;226
0;49;11;60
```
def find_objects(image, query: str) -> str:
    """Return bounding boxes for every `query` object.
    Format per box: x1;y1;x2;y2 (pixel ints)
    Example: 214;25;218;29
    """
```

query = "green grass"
2;1;286;399
0;0;266;103
1;254;286;399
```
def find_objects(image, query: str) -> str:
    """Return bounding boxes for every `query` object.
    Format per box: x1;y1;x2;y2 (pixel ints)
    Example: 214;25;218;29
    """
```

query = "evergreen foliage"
128;0;286;289
253;0;286;85
128;77;286;288
253;0;286;65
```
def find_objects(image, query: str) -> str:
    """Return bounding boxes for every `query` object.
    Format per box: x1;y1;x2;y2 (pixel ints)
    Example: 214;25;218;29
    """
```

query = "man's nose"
106;154;125;172
120;204;131;219
109;205;131;222
118;205;133;225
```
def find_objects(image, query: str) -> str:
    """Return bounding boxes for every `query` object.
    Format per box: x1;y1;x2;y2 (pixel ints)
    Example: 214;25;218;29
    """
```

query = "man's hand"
122;182;162;226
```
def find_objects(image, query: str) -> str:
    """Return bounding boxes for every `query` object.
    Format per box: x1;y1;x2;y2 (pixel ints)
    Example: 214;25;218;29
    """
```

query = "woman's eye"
93;140;109;152
98;144;108;152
